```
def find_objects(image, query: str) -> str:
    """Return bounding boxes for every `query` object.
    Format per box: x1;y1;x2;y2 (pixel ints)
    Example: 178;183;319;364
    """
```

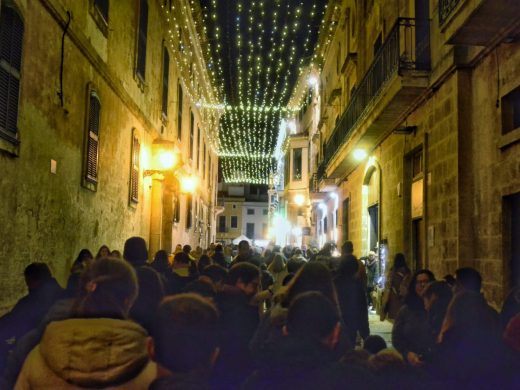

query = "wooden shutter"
162;48;169;117
0;6;23;142
130;131;140;203
177;85;183;139
86;93;100;183
136;0;148;79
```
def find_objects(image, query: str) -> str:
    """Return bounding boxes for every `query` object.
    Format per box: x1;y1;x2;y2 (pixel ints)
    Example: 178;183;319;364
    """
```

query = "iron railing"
319;18;430;181
439;0;462;25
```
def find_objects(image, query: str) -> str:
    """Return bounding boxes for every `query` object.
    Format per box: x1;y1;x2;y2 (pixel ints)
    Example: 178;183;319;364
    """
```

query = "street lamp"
144;139;179;177
180;174;198;194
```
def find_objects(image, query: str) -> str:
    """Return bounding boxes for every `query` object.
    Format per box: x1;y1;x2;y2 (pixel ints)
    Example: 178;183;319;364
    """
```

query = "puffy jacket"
15;318;156;389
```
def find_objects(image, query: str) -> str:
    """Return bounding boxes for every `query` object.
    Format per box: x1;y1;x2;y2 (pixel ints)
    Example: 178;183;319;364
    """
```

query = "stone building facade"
286;0;520;307
0;0;220;311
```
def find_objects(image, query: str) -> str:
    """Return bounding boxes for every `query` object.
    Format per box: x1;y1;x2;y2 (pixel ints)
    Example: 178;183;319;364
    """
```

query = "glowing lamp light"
294;194;305;206
308;75;318;87
144;140;178;177
180;175;198;193
157;150;177;170
292;227;302;236
353;149;368;161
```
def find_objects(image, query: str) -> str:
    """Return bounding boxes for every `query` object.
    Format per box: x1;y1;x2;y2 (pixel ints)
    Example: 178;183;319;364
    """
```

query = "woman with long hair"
381;253;411;321
15;257;156;389
391;269;435;366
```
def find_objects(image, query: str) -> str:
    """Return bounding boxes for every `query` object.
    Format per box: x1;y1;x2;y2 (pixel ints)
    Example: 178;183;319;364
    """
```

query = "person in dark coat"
244;292;376;390
422;280;452;342
213;262;260;389
123;236;165;332
0;263;64;373
65;249;93;297
381;253;411;321
392;269;435;366
148;294;220;390
426;291;511;389
230;240;261;267
334;255;369;346
212;244;228;268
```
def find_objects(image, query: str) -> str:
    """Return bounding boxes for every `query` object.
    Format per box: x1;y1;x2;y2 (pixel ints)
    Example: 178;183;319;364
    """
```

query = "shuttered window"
161;47;169;118
196;126;201;169
0;5;23;144
136;0;148;80
94;0;109;23
130;130;140;203
85;92;101;184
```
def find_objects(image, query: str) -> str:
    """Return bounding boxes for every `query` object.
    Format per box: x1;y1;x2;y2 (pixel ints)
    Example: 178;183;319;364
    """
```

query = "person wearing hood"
267;253;288;295
14;257;156;389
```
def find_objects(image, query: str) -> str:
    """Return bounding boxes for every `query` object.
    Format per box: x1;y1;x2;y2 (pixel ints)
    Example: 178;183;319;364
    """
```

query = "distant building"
217;183;269;246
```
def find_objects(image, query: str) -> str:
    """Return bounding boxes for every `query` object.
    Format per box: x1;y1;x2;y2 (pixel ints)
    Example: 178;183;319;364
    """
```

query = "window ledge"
499;127;520;149
0;136;20;156
81;177;98;192
89;3;108;38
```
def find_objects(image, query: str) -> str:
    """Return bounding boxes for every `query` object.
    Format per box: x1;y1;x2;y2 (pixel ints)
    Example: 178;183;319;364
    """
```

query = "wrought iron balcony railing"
439;0;462;25
320;18;430;176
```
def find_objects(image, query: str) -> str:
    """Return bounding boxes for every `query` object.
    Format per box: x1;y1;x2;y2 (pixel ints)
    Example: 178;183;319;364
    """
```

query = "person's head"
238;240;250;255
24;262;52;291
228;263;260;296
412;269;436;297
151;294;219;373
504;313;520;354
285;291;340;349
123;236;148;266
197;255;212;274
174;244;183;253
337;254;359;278
153;250;170;270
443;274;456;287
174;251;191;265
392;253;408;271
110;250;122;259
287;258;305;274
423;280;453;312
404;269;435;311
363;335;387;354
268;253;286;274
182;245;192;255
183;279;216;299
321;242;334;256
341;241;354;256
73;257;138;319
96;245;111;260
201;264;228;290
293;248;303;257
214;244;223;253
454;267;482;293
285;262;337;307
72;249;94;272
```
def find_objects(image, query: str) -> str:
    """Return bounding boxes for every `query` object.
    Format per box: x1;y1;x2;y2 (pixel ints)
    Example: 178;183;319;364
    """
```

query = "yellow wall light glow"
353;149;368;161
180;175;198;193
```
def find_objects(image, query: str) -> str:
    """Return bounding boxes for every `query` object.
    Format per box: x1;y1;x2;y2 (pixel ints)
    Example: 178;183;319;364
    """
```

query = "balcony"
322;18;430;179
440;0;520;46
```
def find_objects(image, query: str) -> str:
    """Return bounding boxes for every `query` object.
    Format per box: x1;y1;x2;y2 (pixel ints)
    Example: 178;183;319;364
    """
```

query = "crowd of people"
0;237;519;389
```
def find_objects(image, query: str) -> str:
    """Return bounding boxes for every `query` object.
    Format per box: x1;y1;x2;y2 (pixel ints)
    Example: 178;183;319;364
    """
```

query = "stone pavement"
368;312;393;348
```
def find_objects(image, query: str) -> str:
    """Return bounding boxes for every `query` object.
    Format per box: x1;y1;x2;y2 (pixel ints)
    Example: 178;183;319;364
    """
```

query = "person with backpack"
380;253;411;321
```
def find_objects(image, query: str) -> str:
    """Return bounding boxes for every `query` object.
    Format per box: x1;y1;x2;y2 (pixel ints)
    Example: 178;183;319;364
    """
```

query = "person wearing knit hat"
123;236;148;266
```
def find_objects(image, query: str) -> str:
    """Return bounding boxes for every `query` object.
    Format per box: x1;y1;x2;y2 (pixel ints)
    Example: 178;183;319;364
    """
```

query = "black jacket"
334;275;369;345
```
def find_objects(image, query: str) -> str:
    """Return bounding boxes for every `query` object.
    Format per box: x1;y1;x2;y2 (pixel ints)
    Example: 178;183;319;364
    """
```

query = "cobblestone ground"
368;312;393;348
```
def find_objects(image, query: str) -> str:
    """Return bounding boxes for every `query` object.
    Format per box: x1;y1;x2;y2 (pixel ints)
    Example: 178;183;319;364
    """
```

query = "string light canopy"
200;0;328;184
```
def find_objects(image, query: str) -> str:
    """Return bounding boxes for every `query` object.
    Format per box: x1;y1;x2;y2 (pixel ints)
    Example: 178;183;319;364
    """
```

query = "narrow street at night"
1;0;520;389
